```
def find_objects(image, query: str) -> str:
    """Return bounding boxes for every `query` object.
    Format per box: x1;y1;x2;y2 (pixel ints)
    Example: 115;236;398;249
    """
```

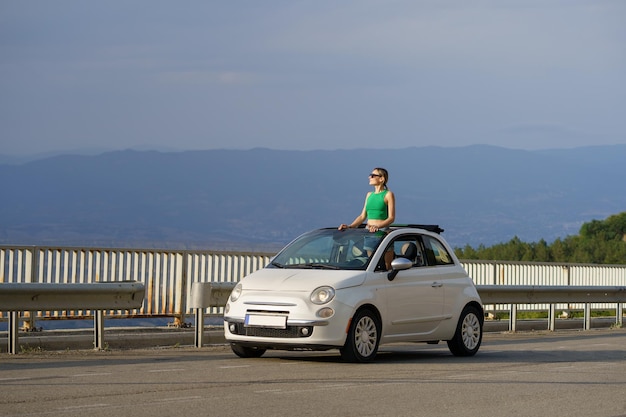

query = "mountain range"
1;145;625;251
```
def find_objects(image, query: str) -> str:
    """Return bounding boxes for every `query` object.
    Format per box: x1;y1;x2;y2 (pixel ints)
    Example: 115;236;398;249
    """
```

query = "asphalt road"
2;329;626;417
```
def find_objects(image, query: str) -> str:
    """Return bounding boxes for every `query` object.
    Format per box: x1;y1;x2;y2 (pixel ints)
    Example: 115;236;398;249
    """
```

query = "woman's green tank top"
366;190;388;220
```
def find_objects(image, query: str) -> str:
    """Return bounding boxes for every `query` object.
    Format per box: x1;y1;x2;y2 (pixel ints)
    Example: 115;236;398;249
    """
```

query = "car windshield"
269;228;387;270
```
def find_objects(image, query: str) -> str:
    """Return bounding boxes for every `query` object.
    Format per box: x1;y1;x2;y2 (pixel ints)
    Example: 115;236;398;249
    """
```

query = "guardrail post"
617;303;623;327
548;304;556;331
194;308;205;348
8;311;19;354
509;304;517;332
94;310;105;350
584;304;591;330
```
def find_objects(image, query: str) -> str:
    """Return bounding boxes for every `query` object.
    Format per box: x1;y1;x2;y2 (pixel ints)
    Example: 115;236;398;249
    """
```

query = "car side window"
422;235;454;266
392;237;425;267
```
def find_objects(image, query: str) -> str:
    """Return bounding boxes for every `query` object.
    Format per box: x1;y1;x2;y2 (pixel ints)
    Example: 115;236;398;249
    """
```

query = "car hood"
241;268;366;292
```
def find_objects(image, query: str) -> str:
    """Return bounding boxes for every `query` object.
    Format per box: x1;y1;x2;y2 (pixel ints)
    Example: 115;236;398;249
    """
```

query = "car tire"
231;343;266;358
340;308;381;363
447;305;483;357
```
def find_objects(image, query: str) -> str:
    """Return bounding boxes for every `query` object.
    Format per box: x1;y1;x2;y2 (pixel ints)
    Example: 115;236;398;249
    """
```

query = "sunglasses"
369;173;382;178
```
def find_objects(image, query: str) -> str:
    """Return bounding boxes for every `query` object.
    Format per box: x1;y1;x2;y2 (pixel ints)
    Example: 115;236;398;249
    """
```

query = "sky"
1;0;625;155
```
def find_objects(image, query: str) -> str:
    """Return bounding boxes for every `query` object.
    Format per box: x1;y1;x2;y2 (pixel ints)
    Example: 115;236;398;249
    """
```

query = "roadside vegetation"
455;212;626;264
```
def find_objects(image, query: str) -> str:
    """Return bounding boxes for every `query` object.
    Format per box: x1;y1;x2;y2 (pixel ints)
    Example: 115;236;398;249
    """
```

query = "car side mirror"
387;258;412;281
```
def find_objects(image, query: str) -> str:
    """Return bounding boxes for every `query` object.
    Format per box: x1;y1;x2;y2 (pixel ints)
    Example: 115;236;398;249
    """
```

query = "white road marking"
57;404;110;410
148;368;186;373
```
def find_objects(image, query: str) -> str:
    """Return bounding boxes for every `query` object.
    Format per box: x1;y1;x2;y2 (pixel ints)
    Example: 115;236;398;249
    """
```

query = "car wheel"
230;343;266;358
340;308;381;363
447;305;483;357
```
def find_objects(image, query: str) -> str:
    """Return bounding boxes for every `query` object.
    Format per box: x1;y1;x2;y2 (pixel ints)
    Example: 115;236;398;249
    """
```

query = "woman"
339;167;396;269
339;167;396;232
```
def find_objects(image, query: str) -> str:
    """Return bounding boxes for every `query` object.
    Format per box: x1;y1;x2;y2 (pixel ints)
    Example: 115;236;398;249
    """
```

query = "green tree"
456;211;626;264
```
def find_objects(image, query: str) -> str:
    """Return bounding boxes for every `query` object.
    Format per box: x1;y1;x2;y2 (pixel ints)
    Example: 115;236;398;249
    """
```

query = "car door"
382;236;445;339
421;234;462;322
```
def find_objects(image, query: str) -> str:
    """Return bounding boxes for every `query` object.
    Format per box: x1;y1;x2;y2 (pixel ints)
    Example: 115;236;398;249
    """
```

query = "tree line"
454;212;626;264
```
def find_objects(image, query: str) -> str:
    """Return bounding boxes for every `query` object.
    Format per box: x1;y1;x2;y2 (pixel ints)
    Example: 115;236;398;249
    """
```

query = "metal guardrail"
477;285;626;332
2;280;624;352
2;245;626;339
0;282;145;354
477;285;626;304
189;281;236;347
187;283;626;348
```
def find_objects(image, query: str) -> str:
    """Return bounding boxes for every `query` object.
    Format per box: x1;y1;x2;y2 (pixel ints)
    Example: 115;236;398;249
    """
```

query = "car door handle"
432;282;443;288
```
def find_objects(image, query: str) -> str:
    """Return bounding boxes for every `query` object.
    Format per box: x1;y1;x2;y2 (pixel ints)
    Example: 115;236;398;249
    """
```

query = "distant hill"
1;145;625;251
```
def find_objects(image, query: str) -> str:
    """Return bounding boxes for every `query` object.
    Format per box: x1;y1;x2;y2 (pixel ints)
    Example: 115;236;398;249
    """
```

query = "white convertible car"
224;224;484;362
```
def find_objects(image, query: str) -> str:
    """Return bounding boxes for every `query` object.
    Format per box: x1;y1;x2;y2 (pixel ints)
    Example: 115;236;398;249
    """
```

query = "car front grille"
229;322;313;338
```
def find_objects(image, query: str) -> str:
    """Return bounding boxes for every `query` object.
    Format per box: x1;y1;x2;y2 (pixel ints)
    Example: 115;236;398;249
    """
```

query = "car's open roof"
342;224;444;234
390;224;444;234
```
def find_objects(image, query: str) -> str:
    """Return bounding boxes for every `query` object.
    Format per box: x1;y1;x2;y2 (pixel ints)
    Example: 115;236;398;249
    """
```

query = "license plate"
245;314;287;329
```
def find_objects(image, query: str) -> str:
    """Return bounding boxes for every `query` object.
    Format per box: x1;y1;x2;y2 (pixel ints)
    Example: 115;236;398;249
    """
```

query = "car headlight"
310;286;335;305
230;283;243;302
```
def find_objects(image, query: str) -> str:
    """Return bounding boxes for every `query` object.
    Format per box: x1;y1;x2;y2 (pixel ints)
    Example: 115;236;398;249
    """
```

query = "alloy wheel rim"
355;316;377;357
461;313;481;349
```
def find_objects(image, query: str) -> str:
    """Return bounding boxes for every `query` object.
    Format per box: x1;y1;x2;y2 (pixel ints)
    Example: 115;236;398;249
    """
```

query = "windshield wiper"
305;263;340;270
270;261;285;268
277;262;339;270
